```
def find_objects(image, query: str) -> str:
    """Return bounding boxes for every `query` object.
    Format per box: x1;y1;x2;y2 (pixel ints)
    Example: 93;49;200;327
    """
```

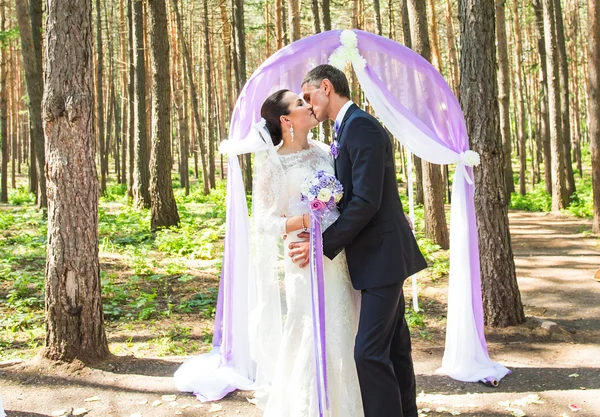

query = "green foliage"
509;183;552;212
564;176;593;218
0;27;19;47
8;187;36;206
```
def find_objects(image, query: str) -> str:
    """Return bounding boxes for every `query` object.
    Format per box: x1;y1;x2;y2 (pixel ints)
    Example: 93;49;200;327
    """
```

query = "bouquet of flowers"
300;170;343;213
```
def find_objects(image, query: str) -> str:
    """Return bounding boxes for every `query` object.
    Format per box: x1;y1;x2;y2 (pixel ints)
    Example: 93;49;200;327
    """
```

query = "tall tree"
0;0;7;203
554;0;576;196
374;0;383;35
321;0;331;31
512;0;527;196
311;0;321;33
203;0;216;189
95;0;107;194
171;0;210;195
495;0;515;198
119;0;128;186
15;0;46;208
458;0;524;326
543;0;569;209
147;0;180;230
127;0;135;196
533;0;553;194
288;0;301;41
444;0;460;94
589;0;600;233
407;0;449;249
132;0;151;208
43;0;109;362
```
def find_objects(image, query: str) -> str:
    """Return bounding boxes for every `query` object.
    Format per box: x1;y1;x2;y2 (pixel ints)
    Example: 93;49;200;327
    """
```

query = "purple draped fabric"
213;28;499;394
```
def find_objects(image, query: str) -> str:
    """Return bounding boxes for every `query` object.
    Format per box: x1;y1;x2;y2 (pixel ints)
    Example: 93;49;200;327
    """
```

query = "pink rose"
310;199;326;212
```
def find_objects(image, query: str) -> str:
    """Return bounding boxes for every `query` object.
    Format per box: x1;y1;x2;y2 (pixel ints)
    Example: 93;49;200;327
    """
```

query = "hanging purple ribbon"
309;208;330;416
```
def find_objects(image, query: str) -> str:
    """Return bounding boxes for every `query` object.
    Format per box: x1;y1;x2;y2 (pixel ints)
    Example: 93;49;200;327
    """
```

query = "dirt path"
1;211;599;417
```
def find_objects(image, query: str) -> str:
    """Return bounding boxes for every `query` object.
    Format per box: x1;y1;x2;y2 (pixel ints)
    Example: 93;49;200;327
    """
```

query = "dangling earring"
290;125;295;142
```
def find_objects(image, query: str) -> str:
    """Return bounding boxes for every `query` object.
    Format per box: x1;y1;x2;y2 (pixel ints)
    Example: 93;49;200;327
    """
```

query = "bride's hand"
284;214;309;234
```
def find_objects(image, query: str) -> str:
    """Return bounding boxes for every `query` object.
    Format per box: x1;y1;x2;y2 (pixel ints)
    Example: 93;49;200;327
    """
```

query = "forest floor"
1;210;600;417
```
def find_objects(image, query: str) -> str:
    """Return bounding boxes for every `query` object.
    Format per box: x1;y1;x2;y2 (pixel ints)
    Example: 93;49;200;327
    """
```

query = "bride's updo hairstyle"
261;89;291;146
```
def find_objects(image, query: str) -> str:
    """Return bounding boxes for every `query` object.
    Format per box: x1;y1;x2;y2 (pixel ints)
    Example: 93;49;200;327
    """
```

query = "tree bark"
511;0;527;196
288;0;301;41
15;0;46;208
374;0;382;35
311;0;321;33
132;0;151;208
542;0;569;210
321;0;331;31
95;0;107;194
444;0;460;94
554;0;575;196
533;0;552;195
276;0;283;48
127;0;135;197
458;0;524;327
147;0;180;230
119;0;128;185
407;0;449;249
42;0;109;362
495;0;515;198
171;0;210;195
203;0;216;189
0;1;7;203
589;0;600;233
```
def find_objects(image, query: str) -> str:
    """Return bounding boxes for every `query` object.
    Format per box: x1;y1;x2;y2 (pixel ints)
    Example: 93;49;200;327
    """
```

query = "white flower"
218;140;230;154
340;30;358;49
460;150;481;167
308;193;316;201
317;188;332;202
334;193;342;203
311;178;320;186
328;50;347;70
300;183;310;195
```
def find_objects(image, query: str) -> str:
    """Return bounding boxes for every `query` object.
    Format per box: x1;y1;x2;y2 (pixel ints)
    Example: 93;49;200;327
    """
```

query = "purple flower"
330;140;340;159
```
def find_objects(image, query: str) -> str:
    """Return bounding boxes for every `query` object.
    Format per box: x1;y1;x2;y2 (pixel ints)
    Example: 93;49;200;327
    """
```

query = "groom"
291;64;427;417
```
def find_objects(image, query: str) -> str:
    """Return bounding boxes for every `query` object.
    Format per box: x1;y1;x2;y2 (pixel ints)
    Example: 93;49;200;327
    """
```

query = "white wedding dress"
253;141;364;417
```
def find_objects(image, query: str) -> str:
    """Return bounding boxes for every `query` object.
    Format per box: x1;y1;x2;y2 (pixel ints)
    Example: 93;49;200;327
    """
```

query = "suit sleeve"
322;116;386;259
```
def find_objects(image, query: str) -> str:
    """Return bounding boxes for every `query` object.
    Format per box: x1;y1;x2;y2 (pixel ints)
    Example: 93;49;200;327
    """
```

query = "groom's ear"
322;79;333;96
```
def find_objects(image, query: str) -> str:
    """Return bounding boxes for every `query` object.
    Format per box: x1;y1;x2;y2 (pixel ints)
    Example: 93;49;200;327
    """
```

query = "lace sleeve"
253;156;287;237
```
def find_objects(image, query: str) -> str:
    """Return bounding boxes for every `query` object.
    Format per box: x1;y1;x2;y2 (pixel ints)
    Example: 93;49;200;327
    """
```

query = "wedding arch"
212;29;509;394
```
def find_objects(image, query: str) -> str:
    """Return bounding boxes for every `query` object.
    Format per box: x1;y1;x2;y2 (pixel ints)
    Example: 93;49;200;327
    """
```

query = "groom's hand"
289;234;310;268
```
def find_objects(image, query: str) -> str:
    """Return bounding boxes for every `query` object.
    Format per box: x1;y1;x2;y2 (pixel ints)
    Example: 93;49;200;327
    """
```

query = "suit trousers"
354;281;417;417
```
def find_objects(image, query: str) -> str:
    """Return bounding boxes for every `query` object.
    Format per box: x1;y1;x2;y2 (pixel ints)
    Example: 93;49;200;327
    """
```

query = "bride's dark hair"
260;89;290;146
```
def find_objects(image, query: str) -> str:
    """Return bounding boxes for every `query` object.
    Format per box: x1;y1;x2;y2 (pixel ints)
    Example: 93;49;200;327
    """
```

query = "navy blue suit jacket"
322;104;427;290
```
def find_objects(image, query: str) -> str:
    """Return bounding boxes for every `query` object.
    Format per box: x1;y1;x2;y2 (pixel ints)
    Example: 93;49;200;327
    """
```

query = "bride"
253;89;363;417
175;89;364;417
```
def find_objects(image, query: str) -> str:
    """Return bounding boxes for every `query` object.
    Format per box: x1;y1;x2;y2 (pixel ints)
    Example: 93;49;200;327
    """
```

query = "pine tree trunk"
147;0;180;230
30;0;46;208
589;0;600;233
321;0;331;31
132;0;151;208
203;0;216;190
542;0;569;210
407;0;449;248
512;0;527;196
95;0;107;195
43;0;109;362
374;0;382;35
127;0;135;196
171;0;210;195
444;0;460;94
495;0;515;198
553;0;575;197
288;0;300;41
311;0;321;33
276;0;284;48
0;2;8;203
120;0;128;186
533;0;553;195
15;0;46;208
458;0;524;327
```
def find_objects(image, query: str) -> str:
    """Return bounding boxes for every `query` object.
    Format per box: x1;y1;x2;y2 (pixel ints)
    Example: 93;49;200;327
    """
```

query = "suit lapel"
335;103;359;146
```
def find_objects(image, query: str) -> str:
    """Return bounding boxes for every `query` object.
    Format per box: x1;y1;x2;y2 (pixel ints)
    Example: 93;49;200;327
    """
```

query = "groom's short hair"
302;65;351;99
